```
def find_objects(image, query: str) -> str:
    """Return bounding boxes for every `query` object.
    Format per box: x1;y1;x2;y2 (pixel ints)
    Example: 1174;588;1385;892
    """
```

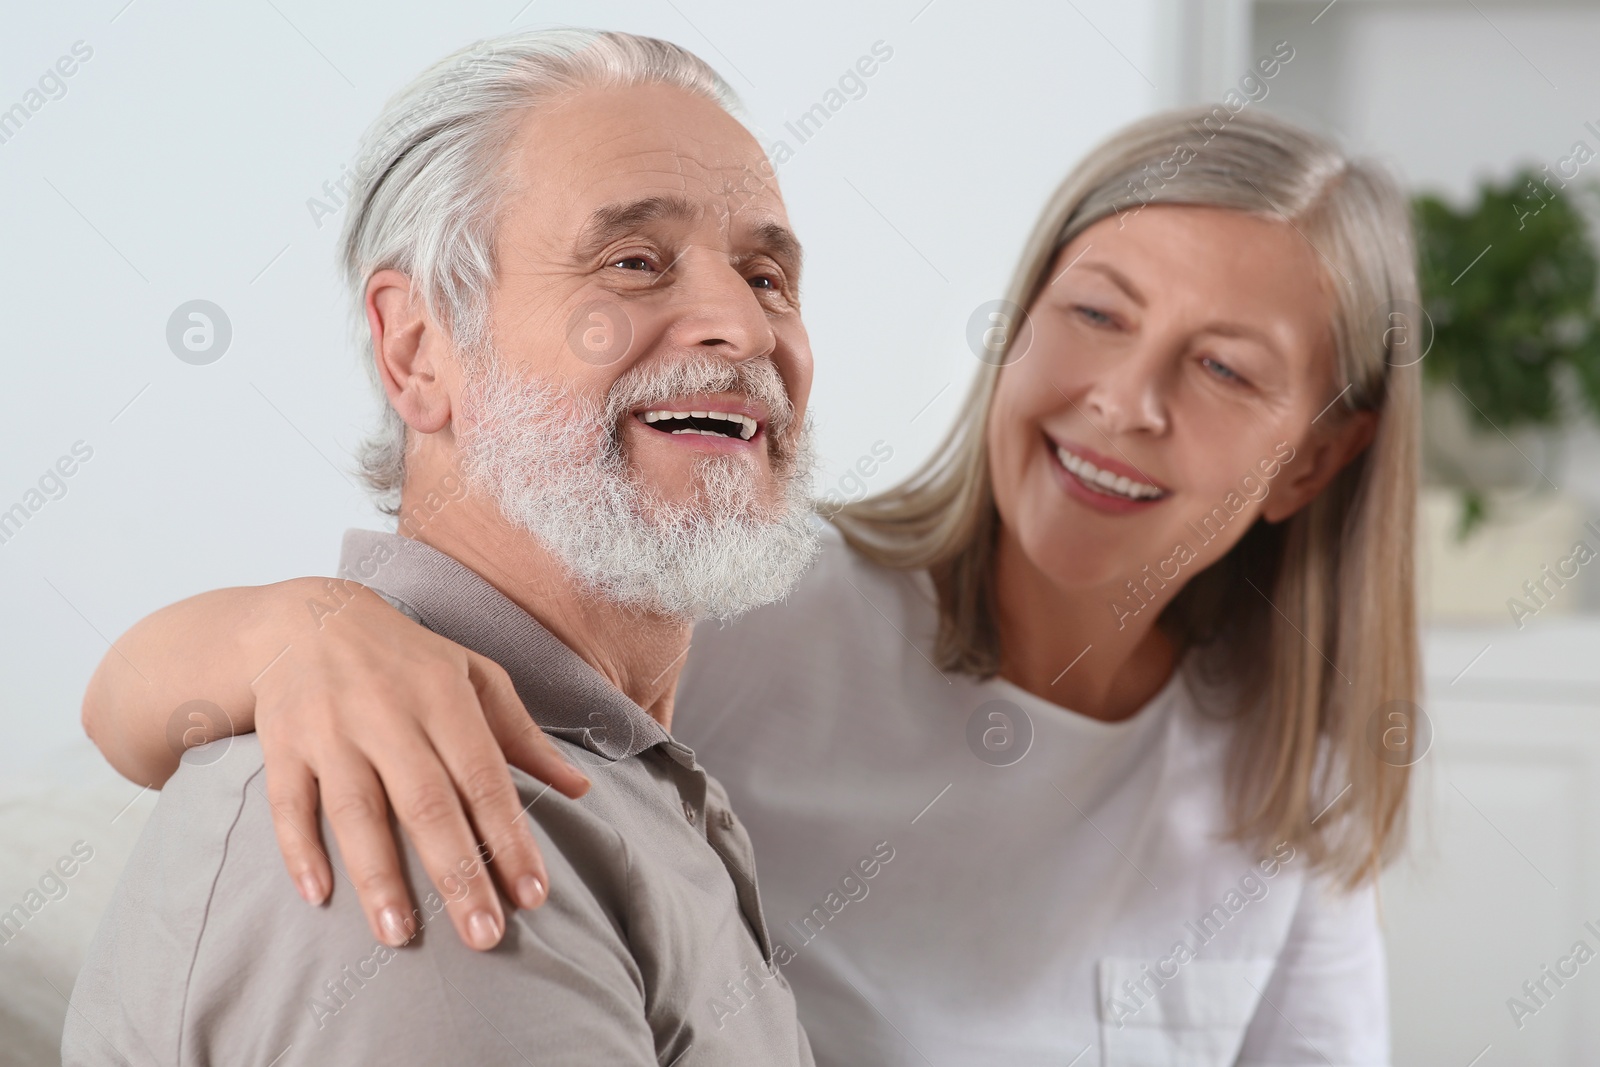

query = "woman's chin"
1013;535;1150;599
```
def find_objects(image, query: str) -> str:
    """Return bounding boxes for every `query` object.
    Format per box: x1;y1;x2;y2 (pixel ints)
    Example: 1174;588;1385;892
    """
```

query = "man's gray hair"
339;28;744;510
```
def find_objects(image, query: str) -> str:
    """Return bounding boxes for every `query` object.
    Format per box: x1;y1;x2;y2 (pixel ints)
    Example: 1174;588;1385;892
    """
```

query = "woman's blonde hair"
834;106;1421;888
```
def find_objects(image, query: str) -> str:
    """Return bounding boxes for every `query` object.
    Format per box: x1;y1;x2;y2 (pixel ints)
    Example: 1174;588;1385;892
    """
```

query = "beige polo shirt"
62;530;814;1066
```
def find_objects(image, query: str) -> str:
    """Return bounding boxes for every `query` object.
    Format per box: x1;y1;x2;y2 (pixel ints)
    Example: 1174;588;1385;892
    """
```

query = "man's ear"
367;268;453;434
1262;408;1379;523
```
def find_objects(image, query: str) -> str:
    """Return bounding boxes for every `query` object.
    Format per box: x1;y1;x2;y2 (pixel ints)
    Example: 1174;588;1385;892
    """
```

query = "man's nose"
663;252;777;361
1082;340;1170;436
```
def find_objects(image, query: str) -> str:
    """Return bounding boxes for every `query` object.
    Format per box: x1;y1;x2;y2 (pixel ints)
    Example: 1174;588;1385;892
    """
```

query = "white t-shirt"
675;524;1389;1066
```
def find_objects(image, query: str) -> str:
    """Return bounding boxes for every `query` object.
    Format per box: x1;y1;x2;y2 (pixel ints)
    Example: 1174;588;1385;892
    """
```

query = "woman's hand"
84;577;591;952
244;579;592;951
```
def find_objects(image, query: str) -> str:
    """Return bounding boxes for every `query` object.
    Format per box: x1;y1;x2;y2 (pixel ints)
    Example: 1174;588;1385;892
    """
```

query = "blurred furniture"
0;743;154;1067
1384;619;1600;1064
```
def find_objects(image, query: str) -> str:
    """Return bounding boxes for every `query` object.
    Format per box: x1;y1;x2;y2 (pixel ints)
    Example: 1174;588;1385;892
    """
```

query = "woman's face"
986;204;1374;605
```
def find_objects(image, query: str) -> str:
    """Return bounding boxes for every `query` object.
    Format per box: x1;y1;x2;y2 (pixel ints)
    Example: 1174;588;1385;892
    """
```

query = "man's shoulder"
159;735;640;953
62;737;275;1065
107;735;275;942
64;738;653;1066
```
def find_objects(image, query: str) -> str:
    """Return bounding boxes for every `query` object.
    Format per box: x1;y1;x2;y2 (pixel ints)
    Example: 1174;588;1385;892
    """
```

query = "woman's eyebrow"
1199;320;1283;354
1075;261;1145;305
1067;259;1283;354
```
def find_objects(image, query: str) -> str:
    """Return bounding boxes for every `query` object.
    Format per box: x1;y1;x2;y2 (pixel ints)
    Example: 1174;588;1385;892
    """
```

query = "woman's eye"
1201;355;1244;383
1075;305;1114;327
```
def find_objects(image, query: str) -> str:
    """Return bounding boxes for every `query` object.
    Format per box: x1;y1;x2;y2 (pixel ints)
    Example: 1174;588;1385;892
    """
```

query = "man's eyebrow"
576;194;804;282
746;220;804;281
573;194;703;257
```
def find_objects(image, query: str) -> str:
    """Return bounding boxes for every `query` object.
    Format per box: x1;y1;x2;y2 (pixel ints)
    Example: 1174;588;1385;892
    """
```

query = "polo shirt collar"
337;529;669;762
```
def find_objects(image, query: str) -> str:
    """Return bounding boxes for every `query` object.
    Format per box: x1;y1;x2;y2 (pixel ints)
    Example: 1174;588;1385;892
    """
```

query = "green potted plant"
1415;169;1600;535
1411;169;1600;621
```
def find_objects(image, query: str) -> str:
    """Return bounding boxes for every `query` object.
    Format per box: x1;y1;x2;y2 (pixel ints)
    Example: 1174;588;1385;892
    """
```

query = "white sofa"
0;742;155;1067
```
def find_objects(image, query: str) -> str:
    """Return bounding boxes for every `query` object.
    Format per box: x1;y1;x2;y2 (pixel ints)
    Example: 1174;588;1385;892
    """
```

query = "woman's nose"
1082;346;1170;437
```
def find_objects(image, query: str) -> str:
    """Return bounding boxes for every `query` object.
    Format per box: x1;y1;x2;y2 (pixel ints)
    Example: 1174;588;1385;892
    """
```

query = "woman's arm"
83;583;287;787
82;578;591;951
1235;873;1390;1063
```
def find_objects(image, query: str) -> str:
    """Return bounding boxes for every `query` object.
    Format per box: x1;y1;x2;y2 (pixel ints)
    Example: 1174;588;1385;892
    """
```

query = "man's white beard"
456;351;821;621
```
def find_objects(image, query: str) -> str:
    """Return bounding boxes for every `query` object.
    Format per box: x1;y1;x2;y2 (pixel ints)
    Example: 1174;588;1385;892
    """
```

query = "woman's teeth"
1055;445;1165;501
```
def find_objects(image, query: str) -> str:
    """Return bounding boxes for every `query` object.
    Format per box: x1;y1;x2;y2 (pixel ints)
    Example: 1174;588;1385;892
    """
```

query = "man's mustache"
603;353;795;452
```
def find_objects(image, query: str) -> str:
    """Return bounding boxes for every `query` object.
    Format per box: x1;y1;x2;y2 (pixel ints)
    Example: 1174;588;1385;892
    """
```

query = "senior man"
64;29;819;1066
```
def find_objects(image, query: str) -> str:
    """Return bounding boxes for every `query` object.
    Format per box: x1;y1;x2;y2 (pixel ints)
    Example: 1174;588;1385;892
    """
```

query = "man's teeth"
1055;446;1164;501
641;409;758;440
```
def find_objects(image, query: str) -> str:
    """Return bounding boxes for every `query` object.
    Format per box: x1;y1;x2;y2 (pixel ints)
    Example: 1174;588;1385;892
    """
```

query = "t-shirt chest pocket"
1097;956;1275;1065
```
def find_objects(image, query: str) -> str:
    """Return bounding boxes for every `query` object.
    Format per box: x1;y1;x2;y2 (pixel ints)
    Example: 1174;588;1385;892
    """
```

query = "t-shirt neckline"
982;655;1187;739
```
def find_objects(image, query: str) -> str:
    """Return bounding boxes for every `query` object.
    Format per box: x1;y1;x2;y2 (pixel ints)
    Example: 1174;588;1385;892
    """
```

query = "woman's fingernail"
379;906;412;946
468;910;502;950
516;874;545;909
298;872;325;905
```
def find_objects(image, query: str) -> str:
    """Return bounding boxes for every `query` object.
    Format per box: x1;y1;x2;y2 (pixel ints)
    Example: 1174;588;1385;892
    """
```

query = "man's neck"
406;500;693;730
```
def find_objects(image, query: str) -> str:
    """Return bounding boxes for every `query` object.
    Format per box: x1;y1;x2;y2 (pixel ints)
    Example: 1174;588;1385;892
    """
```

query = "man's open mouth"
639;408;759;441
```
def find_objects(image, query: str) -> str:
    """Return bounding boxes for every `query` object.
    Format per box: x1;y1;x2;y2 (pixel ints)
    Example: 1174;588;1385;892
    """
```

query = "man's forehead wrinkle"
709;198;733;242
539;116;767;202
707;182;799;270
542;129;701;189
569;124;662;158
525;82;761;164
661;130;739;197
670;129;688;188
553;144;720;200
539;164;703;226
561;124;752;173
661;124;760;167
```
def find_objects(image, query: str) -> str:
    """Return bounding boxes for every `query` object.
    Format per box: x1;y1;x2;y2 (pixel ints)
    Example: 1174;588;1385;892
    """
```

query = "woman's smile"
1046;433;1171;514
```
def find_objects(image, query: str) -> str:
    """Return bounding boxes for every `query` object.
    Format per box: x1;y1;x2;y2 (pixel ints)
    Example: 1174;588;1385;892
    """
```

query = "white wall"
1253;0;1600;202
0;0;1164;773
1251;0;1600;550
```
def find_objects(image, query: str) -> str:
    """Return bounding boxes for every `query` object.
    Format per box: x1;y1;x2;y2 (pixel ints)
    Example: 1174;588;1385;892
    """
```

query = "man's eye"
749;274;777;290
610;256;654;272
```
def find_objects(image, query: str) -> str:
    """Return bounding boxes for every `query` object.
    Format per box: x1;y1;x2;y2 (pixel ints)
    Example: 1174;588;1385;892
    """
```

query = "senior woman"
84;97;1418;1063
